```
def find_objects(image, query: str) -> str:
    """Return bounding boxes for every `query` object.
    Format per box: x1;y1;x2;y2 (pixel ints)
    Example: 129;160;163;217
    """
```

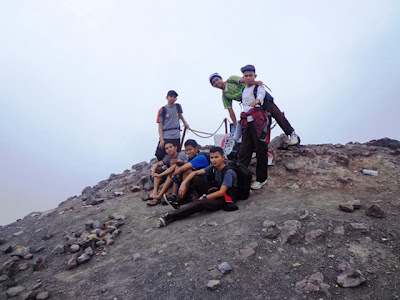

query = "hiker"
155;90;189;161
163;139;211;206
237;64;270;190
159;147;238;227
145;141;188;206
209;72;300;145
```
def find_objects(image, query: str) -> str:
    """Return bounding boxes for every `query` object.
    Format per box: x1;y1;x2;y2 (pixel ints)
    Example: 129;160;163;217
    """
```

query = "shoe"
159;213;173;227
163;194;180;209
251;179;267;190
289;133;300;145
223;202;239;211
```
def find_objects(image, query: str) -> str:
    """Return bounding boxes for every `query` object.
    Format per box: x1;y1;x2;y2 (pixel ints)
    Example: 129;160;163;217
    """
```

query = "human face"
210;151;224;168
165;143;177;156
185;145;198;159
243;71;257;86
166;95;177;105
211;77;225;90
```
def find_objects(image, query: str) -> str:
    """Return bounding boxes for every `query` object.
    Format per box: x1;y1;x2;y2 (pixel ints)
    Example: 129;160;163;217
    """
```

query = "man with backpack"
238;64;270;190
159;147;238;227
209;72;300;145
155;90;189;161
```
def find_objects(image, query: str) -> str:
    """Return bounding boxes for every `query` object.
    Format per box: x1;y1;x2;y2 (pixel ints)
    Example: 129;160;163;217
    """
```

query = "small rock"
365;204;385;218
167;272;172;277
217;262;233;274
132;253;141;261
299;211;310;220
245;242;258;249
67;255;78;270
305;229;325;243
77;253;91;264
339;204;354;212
85;247;94;256
19;263;29;271
13;230;24;236
70;245;80;253
113;191;124;197
347;200;361;209
207;279;220;290
54;244;65;254
6;286;25;298
0;274;9;282
263;220;276;229
334;226;345;235
130;185;141;192
109;213;127;220
10;246;31;257
22;290;37;300
36;291;50;300
337;260;351;271
32;282;42;290
24;253;33;260
262;227;280;239
293;263;301;268
236;248;255;260
349;223;369;233
337;268;366;287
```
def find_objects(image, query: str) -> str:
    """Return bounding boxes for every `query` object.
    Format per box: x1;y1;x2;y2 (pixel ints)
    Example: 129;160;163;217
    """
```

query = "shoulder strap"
161;106;166;125
176;103;182;114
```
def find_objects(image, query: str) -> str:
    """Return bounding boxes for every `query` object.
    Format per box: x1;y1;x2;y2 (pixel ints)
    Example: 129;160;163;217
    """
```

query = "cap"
240;64;256;73
209;73;222;85
167;90;178;97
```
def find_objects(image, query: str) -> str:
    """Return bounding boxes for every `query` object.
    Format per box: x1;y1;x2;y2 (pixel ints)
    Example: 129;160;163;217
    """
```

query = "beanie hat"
209;73;222;85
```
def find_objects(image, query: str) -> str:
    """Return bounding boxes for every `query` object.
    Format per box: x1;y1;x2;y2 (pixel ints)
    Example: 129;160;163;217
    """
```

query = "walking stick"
224;118;228;134
180;127;187;151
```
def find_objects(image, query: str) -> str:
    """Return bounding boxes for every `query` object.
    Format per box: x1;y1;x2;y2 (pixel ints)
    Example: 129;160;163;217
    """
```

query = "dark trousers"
238;122;268;182
270;101;294;136
155;138;181;161
170;196;225;220
179;175;210;203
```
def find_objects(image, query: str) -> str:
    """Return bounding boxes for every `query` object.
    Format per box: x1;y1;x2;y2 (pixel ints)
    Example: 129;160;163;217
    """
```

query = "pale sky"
1;0;399;225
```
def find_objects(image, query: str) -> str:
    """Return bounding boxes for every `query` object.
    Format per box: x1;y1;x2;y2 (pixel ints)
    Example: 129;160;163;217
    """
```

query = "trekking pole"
224;118;228;134
180;127;187;151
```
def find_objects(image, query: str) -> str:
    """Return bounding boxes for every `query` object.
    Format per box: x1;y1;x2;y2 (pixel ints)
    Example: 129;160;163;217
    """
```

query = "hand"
256;80;263;86
170;159;177;165
178;184;186;198
184;123;190;129
159;140;165;149
249;100;258;107
153;173;161;178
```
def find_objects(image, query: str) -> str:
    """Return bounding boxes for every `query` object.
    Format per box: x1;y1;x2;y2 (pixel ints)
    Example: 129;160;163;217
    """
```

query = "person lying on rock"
146;141;188;206
209;71;300;146
159;146;238;227
162;139;211;207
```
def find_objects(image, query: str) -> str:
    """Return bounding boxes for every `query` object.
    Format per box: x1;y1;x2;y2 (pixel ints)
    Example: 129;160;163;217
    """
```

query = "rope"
187;118;227;138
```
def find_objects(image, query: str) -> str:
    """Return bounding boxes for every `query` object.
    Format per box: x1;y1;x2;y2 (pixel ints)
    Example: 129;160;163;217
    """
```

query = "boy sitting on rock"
146;141;188;206
159;146;238;227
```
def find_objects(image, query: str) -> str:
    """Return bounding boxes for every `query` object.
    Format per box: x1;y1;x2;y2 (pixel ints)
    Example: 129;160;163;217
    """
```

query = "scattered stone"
77;253;91;264
70;245;80;253
365;204;385;218
67;254;78;270
278;220;302;244
132;253;141;261
358;237;372;244
109;213;127;220
262;227;280;239
217;262;233;274
85;247;94;256
130;185;141;192
349;223;369;233
339;204;354;212
32;282;42;290
167;272;172;277
10;246;31;257
295;272;330;296
337;260;351;271
113;191;124;197
24;253;33;260
337;268;366;287
236;248;255;260
207;279;220;290
54;244;65;254
334;226;345;235
263;220;275;229
293;263;301;268
6;286;25;298
0;274;9;282
13;230;24;236
36;291;50;300
347;200;361;209
245;242;258;249
19;263;29;270
305;229;326;243
22;290;37;300
0;259;15;276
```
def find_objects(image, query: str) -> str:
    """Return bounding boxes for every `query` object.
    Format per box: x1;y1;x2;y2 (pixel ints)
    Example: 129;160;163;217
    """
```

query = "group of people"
146;65;300;227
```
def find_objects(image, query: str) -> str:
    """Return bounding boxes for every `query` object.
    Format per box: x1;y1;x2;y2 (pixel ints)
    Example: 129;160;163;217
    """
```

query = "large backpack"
208;161;252;200
252;85;274;113
160;103;183;126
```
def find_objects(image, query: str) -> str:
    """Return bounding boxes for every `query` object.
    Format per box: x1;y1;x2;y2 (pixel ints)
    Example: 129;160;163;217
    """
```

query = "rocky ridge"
0;137;399;299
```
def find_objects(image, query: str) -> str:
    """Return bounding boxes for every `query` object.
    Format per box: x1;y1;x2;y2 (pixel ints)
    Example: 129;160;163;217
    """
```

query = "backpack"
252;85;274;113
199;152;211;164
161;103;183;126
207;161;252;200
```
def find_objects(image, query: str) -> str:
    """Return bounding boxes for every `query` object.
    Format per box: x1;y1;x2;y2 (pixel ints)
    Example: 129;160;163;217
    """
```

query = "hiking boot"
251;179;267;190
289;133;300;145
159;213;174;227
223;202;239;211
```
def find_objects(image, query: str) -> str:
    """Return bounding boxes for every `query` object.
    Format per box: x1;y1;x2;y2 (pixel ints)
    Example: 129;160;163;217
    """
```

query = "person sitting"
159;146;238;227
146;141;188;206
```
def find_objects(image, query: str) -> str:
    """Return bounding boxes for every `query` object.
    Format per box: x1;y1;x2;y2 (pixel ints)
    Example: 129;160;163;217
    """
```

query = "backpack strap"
161;104;182;126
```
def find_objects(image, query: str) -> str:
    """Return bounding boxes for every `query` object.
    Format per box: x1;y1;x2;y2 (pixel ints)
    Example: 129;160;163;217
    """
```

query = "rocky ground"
0;137;399;300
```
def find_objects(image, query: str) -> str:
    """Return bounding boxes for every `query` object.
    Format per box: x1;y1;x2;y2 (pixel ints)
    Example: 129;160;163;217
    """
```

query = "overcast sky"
1;0;399;225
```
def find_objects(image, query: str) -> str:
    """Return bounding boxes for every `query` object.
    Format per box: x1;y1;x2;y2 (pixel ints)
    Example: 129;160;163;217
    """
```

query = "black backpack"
252;85;274;113
208;161;252;200
160;103;183;126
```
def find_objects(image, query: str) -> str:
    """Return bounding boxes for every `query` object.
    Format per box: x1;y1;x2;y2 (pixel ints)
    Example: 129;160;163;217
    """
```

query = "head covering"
240;64;256;73
167;90;178;97
209;73;222;85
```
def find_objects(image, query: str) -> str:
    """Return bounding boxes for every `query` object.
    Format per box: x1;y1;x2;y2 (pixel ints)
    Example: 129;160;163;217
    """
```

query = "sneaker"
159;213;173;227
289;133;300;145
251;179;267;190
223;202;239;211
163;194;180;209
